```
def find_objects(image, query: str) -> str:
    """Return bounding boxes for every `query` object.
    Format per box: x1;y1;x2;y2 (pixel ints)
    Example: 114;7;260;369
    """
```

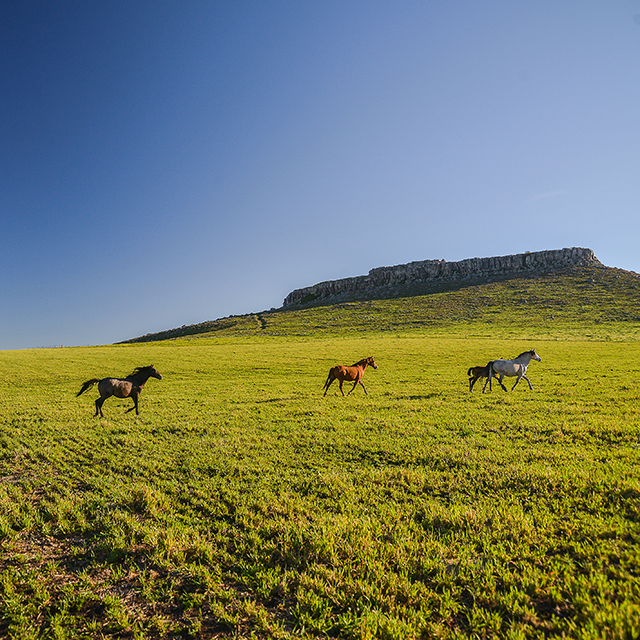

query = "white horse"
482;349;541;393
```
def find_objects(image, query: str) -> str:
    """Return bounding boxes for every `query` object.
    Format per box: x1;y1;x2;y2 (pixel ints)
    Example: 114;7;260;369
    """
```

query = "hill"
121;260;640;344
282;247;602;307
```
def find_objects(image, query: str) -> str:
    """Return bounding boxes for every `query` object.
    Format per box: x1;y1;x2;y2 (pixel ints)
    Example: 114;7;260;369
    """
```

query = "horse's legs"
94;384;113;417
347;379;359;396
511;375;523;391
470;373;485;392
126;392;140;414
358;380;368;395
523;375;534;390
498;375;507;392
338;380;345;396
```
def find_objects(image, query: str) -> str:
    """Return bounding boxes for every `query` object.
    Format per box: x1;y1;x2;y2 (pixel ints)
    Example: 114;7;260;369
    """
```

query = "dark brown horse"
77;365;163;417
467;362;507;392
323;357;377;396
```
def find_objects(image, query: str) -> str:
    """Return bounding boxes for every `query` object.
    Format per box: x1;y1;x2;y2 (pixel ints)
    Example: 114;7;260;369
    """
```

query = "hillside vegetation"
1;264;639;639
123;265;640;343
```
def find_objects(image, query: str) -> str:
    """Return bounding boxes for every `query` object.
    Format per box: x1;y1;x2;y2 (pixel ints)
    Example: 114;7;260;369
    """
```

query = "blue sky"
1;2;639;349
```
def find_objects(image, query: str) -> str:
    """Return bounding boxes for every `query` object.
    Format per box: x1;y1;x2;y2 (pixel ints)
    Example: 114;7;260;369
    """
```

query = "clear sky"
1;2;639;349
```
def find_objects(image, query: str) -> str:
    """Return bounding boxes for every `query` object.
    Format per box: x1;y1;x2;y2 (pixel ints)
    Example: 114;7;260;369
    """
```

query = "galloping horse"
77;365;163;417
468;362;507;392
482;350;541;393
323;357;377;396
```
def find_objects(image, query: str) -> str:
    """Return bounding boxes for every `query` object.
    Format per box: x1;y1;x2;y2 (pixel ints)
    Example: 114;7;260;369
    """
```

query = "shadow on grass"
399;393;441;400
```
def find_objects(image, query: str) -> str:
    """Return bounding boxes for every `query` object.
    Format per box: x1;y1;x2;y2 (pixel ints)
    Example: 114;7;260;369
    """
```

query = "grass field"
1;270;640;638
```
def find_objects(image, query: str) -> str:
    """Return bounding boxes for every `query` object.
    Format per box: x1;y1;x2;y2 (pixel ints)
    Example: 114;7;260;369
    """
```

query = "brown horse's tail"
77;379;100;397
322;369;335;392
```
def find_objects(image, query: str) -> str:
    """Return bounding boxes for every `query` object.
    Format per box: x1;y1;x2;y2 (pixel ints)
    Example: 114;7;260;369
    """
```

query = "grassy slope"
124;265;640;343
0;265;639;639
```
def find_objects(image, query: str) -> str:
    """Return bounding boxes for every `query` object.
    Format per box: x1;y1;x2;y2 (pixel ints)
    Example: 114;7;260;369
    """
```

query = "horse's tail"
467;367;473;376
77;379;100;397
322;370;333;391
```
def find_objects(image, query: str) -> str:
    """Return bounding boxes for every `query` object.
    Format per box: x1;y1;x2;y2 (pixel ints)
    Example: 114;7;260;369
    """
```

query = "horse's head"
367;357;378;370
148;365;163;380
530;350;541;362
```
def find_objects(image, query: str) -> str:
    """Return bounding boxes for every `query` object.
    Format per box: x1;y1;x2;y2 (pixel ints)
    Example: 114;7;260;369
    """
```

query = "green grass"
1;269;640;638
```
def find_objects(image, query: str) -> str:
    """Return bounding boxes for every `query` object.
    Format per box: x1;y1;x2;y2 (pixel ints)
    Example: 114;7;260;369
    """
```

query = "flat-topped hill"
121;250;639;344
283;247;601;307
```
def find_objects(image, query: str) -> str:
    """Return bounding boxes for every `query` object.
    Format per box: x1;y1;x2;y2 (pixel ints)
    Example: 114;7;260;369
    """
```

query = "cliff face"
283;247;602;307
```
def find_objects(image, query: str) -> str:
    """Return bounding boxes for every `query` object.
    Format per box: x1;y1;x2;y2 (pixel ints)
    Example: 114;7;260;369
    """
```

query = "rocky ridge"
283;247;602;307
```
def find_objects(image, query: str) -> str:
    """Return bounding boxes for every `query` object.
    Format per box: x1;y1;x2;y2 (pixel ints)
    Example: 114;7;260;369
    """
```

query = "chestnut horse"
322;357;377;396
468;362;507;392
77;365;162;417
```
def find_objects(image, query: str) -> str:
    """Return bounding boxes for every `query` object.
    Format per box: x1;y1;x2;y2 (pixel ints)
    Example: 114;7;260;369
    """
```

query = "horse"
77;365;163;417
482;350;541;393
322;357;377;396
468;362;507;392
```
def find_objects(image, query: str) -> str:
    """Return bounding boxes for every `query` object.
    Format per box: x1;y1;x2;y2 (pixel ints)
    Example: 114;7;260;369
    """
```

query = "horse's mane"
516;350;535;358
129;365;154;376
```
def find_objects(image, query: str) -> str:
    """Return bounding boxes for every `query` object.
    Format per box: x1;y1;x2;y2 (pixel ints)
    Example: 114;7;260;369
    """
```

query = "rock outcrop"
283;247;601;307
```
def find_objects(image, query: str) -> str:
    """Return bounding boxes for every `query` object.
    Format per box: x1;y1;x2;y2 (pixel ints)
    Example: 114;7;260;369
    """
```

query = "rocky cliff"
283;247;602;307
